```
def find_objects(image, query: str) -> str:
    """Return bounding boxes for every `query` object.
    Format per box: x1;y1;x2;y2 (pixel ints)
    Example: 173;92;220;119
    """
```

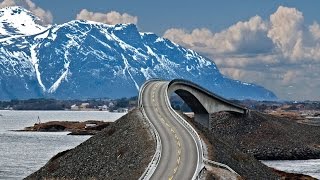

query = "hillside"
206;111;320;160
25;109;155;179
0;6;276;100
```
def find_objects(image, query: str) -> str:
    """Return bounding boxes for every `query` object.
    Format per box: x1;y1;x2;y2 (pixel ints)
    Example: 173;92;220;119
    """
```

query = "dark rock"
20;120;111;135
207;111;320;160
180;112;279;179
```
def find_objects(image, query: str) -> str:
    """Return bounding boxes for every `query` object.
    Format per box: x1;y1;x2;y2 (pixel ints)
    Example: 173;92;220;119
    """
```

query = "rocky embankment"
25;109;155;180
179;113;279;179
19;120;111;135
207;111;320;160
180;112;315;180
201;128;316;180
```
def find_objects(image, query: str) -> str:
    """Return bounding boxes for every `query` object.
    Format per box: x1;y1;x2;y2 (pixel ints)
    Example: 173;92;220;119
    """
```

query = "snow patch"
110;32;148;59
30;44;46;91
140;67;154;79
48;62;70;93
34;29;50;40
122;54;139;90
155;37;164;43
242;82;251;86
0;6;48;36
186;65;193;72
165;42;174;49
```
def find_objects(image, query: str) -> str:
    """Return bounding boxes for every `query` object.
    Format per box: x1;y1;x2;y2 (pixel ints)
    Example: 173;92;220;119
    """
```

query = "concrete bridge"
168;79;248;128
139;79;244;179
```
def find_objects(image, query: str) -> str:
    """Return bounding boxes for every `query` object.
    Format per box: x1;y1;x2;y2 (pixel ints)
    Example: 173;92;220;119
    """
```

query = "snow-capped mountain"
0;6;48;38
0;6;277;100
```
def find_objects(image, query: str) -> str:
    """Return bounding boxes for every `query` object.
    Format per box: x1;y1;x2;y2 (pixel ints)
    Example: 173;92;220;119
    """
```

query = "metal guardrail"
165;80;240;178
203;158;240;176
138;80;162;180
164;83;205;180
138;78;161;107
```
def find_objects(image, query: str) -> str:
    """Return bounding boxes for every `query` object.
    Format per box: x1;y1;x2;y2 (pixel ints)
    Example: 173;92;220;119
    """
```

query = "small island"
18;120;111;135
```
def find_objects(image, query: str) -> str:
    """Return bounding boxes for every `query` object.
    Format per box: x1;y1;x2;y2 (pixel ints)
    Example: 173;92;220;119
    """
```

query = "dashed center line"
152;83;181;180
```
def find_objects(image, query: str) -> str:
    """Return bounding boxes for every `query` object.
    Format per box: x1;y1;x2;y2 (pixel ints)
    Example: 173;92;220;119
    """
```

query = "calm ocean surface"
0;110;125;179
262;159;320;179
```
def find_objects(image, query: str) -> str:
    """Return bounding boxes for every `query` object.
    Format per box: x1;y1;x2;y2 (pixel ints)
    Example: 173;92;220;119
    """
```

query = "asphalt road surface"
141;81;198;180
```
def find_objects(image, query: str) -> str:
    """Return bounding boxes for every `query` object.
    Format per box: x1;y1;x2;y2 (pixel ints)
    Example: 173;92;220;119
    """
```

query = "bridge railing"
165;82;240;179
164;84;205;180
138;79;162;180
139;79;240;179
168;79;247;113
138;78;161;107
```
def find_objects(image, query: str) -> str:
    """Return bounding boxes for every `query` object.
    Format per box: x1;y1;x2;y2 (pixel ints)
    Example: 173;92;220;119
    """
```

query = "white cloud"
268;6;304;60
164;16;273;55
24;0;52;24
267;6;320;62
309;22;320;40
282;70;300;85
0;0;53;24
164;6;320;64
0;0;15;7
163;6;320;100
76;9;138;25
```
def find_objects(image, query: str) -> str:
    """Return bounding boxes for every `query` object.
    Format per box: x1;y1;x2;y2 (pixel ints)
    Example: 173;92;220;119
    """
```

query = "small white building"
80;103;90;109
85;123;97;129
98;105;108;111
70;104;79;110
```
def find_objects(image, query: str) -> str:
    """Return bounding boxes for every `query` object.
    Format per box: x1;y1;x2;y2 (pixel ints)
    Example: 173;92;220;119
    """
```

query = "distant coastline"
0;97;137;112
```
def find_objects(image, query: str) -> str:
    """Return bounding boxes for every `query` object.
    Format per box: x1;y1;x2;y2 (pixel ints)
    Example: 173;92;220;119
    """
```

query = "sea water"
262;159;320;179
0;110;125;179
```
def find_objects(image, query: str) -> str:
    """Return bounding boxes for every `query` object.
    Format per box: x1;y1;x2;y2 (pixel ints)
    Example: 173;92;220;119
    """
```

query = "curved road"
141;81;200;179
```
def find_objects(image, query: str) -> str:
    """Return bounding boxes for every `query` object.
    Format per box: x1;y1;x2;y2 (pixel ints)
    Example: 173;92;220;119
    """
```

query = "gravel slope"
25;109;155;180
208;111;320;160
179;113;279;179
204;133;279;179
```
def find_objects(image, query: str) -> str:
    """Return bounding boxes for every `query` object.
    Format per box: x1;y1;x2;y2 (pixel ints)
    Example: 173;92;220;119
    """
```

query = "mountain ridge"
0;6;277;100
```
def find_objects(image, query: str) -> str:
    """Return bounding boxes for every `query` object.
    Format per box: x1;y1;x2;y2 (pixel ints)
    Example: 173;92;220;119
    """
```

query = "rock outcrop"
19;120;111;135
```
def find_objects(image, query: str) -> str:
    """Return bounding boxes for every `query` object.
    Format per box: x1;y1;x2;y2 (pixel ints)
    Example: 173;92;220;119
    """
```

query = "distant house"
4;106;13;110
80;103;90;109
98;105;108;111
70;104;79;110
108;102;115;108
117;108;128;113
85;123;97;129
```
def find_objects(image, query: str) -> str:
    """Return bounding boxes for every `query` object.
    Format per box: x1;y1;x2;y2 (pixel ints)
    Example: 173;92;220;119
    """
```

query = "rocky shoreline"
16;120;111;135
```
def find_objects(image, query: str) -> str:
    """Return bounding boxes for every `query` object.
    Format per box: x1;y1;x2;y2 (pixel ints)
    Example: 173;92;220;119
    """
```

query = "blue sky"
1;0;320;100
30;0;320;35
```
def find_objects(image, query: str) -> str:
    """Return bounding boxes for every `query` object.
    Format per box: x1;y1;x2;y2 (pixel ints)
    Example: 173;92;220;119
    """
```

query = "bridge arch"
167;79;248;128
